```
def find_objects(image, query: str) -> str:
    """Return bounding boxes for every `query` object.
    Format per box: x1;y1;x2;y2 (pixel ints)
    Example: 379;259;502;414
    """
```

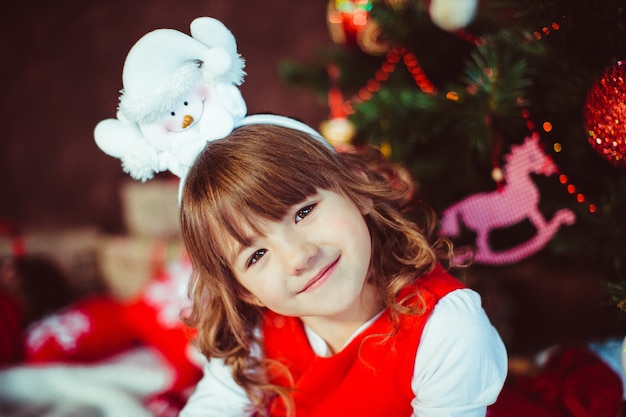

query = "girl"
179;115;507;417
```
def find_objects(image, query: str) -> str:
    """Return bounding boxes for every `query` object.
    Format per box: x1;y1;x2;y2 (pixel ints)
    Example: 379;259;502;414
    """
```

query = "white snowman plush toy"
94;17;247;181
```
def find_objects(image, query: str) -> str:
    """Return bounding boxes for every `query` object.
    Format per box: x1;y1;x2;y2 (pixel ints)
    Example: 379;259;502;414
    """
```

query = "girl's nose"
280;236;319;276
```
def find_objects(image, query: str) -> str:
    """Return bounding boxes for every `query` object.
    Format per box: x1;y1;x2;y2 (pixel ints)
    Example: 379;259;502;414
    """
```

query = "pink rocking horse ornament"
439;134;576;265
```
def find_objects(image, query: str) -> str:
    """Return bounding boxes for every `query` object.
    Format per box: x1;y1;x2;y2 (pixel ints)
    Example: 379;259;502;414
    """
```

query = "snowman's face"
162;87;207;133
139;84;209;151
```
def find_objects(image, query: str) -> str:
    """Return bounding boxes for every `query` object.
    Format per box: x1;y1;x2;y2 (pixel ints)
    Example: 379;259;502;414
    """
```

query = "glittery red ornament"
583;61;626;167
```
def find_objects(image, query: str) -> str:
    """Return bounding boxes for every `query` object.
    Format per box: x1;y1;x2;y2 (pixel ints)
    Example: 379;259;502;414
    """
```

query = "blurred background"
0;0;331;233
1;0;626;415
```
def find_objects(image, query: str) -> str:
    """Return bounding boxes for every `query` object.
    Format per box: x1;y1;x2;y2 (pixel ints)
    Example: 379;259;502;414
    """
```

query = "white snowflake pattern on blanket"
26;309;91;352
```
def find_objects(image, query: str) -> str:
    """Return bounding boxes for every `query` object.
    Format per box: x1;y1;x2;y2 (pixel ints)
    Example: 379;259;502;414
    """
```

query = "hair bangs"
183;124;349;265
209;160;320;249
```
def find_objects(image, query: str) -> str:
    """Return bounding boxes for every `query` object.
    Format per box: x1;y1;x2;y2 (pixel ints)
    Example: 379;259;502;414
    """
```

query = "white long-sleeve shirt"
181;288;508;416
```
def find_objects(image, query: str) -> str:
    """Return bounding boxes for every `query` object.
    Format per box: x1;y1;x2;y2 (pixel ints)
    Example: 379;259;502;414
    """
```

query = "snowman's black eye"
170;111;176;116
184;101;188;106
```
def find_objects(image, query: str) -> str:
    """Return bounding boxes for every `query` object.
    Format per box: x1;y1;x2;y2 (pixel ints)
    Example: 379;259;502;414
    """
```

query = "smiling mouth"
298;257;340;294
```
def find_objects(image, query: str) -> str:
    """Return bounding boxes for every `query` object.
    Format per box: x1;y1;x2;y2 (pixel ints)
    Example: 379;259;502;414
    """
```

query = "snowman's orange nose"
182;115;194;129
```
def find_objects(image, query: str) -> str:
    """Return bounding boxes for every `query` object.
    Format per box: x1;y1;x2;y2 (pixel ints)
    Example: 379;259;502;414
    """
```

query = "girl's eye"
247;249;267;267
295;203;317;223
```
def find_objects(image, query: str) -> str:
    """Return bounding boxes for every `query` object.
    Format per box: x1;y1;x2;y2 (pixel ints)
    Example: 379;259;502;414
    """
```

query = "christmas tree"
280;0;626;275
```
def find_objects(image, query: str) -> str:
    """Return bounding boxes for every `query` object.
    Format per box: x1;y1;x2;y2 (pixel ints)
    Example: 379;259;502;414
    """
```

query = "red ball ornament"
583;61;626;167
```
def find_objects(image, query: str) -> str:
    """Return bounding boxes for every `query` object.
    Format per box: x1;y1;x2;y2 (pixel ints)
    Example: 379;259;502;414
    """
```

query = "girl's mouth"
298;257;340;294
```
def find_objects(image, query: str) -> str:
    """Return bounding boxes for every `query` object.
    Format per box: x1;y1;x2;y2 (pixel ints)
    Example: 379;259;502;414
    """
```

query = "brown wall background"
0;0;331;233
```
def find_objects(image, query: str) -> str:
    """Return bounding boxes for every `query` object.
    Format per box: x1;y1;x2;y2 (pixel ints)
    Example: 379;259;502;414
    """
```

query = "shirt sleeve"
179;357;252;417
411;288;508;417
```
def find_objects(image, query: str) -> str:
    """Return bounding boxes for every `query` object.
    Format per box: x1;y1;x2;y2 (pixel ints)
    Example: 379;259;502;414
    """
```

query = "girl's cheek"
324;218;354;235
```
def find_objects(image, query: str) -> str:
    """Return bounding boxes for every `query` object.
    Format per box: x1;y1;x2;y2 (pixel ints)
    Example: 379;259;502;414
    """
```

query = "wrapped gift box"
121;179;181;239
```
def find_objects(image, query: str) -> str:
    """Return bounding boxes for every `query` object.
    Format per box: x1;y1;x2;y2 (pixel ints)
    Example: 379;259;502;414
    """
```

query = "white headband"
235;114;335;152
177;113;334;203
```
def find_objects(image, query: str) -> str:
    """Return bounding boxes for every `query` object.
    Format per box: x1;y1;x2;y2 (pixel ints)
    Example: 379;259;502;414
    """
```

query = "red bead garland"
342;45;436;114
324;13;597;213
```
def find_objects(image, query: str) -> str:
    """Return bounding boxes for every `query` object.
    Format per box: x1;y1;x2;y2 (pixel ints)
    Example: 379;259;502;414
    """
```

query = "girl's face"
228;189;375;322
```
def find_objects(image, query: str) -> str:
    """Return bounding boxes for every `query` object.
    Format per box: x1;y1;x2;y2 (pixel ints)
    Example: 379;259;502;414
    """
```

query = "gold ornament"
320;117;357;147
357;19;391;56
491;167;504;183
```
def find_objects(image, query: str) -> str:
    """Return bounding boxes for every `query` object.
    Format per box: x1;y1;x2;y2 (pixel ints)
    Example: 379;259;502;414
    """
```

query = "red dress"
261;266;465;417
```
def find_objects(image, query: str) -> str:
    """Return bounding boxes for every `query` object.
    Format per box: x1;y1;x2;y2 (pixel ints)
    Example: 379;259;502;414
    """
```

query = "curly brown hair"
180;124;453;415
